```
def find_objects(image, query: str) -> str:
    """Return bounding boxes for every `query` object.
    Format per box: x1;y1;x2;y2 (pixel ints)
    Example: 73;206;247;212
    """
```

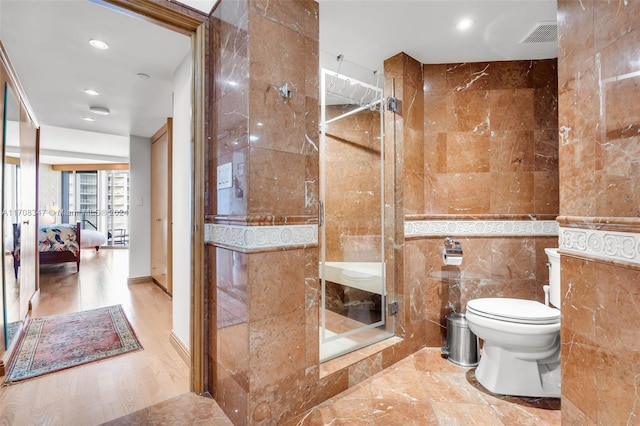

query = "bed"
82;229;107;251
12;222;82;278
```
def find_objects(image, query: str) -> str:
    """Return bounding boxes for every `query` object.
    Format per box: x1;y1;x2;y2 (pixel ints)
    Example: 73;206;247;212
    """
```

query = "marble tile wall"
557;1;640;423
209;1;325;424
423;59;558;215
393;58;560;346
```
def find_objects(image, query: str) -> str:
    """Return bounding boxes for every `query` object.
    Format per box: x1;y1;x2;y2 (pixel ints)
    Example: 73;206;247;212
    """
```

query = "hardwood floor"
0;249;190;425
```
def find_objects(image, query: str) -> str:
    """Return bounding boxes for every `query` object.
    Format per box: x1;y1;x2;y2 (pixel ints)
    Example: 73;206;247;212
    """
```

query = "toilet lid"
467;298;560;325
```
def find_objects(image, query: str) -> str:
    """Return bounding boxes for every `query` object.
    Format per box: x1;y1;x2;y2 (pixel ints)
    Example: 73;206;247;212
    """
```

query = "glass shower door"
319;58;393;362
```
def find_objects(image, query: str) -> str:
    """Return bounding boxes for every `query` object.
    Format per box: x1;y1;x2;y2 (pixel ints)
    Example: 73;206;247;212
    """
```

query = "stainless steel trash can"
441;312;479;366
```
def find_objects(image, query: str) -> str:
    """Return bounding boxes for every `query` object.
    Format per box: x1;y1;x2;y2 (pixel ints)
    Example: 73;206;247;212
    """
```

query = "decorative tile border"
559;227;640;266
205;223;317;251
405;220;559;237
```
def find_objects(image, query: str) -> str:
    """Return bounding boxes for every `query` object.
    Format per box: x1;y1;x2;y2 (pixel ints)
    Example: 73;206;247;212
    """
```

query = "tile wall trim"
204;223;318;251
559;226;640;266
404;220;559;237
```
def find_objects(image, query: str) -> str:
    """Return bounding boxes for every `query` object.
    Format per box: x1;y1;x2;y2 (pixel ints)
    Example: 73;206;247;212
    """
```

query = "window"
61;170;129;246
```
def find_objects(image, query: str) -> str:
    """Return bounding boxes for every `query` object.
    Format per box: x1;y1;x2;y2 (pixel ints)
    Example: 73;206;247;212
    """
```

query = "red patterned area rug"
3;305;142;384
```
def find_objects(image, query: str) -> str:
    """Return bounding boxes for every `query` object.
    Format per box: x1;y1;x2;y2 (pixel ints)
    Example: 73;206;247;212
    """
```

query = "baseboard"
169;330;190;366
127;276;153;285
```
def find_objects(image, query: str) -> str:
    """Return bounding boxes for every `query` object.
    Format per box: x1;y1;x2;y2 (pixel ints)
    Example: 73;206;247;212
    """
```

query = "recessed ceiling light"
89;39;109;50
457;18;473;31
136;73;150;80
82;116;96;122
84;89;99;96
89;106;110;115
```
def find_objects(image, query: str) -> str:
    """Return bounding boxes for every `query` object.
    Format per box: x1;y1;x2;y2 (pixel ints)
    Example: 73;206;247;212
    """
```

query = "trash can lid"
446;312;468;327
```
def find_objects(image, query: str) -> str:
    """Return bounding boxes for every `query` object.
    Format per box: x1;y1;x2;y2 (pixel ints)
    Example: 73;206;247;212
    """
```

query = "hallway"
0;249;193;424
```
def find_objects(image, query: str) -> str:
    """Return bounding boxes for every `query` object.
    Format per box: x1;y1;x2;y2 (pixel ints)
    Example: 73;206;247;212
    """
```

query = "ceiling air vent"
521;21;557;43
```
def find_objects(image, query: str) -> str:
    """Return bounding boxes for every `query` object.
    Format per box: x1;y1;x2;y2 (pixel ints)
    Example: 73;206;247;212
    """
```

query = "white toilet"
465;248;561;398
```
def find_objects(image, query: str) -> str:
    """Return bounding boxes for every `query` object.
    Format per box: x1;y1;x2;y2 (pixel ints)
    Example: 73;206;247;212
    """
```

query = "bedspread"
38;224;80;253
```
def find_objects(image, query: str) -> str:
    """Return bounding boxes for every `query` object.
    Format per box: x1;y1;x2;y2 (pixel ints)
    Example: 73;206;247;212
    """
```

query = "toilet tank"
544;248;561;309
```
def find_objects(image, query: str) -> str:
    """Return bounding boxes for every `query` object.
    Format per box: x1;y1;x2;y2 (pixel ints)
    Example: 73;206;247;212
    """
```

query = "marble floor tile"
106;348;561;425
299;347;561;425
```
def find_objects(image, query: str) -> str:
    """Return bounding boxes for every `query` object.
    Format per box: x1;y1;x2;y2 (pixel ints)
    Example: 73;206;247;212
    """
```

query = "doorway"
0;0;207;397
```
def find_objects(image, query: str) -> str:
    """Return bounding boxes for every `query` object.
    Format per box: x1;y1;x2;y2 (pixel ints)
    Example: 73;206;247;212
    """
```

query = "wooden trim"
169;330;191;366
190;22;207;395
127;276;153;285
0;40;39;127
100;0;207;36
51;163;129;171
167;118;173;296
5;156;19;165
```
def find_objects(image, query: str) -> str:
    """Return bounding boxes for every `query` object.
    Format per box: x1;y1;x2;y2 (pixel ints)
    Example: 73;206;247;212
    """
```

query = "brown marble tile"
447;132;490;173
561;397;596;426
490;238;537;282
248;14;307;93
447;172;491;213
215;364;249;425
534;171;560;215
424;172;449;214
557;0;594;83
532;59;558;93
595;348;640;426
424;92;449;133
598;18;640;82
100;392;233;426
249;308;306;390
446;62;491;92
448;90;490;132
534;86;559;131
423;63;447;92
534;129;559;172
594;263;640;353
250;0;318;41
431;402;506;425
489;89;534;131
559;141;597;216
594;0;640;53
491;402;564;426
249;371;308;425
490;130;534;172
424;131;447;173
560;332;597;422
247;147;307;214
490;172;535;213
489;60;534;90
248;250;305;322
603;75;640;140
298;382;374;425
347;352;383;387
248;79;308;155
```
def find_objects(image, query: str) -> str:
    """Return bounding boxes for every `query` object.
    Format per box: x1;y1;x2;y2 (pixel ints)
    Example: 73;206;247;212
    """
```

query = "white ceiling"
0;0;558;164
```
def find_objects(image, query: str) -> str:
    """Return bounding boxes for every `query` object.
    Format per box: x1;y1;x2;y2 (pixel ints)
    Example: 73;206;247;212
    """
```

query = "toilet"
465;248;561;398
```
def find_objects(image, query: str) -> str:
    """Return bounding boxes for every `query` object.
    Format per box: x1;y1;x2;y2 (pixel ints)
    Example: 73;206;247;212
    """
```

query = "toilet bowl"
465;248;562;398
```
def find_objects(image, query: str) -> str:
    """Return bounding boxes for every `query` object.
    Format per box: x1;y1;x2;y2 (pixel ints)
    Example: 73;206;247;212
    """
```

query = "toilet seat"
467;298;560;325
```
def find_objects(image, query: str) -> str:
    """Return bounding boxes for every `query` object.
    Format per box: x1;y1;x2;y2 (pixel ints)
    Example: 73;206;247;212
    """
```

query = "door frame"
101;0;208;394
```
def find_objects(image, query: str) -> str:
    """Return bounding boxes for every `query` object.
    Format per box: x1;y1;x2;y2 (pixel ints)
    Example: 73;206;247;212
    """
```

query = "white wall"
129;135;151;278
38;164;60;211
172;52;192;349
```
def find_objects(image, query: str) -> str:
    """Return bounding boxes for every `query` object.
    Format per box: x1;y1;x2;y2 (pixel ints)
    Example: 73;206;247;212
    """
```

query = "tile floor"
108;347;561;425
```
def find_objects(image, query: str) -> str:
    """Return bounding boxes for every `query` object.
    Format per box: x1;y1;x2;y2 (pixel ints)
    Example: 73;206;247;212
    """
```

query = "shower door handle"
319;200;324;227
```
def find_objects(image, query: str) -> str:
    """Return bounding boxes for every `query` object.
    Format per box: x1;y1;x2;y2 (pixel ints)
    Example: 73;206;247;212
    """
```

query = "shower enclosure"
319;54;394;361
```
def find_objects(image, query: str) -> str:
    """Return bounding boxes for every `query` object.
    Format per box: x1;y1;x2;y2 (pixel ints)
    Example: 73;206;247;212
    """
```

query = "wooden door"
18;108;38;316
150;119;172;294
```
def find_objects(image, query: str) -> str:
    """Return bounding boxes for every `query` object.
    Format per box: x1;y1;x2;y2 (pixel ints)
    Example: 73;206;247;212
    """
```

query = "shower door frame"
319;66;393;362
